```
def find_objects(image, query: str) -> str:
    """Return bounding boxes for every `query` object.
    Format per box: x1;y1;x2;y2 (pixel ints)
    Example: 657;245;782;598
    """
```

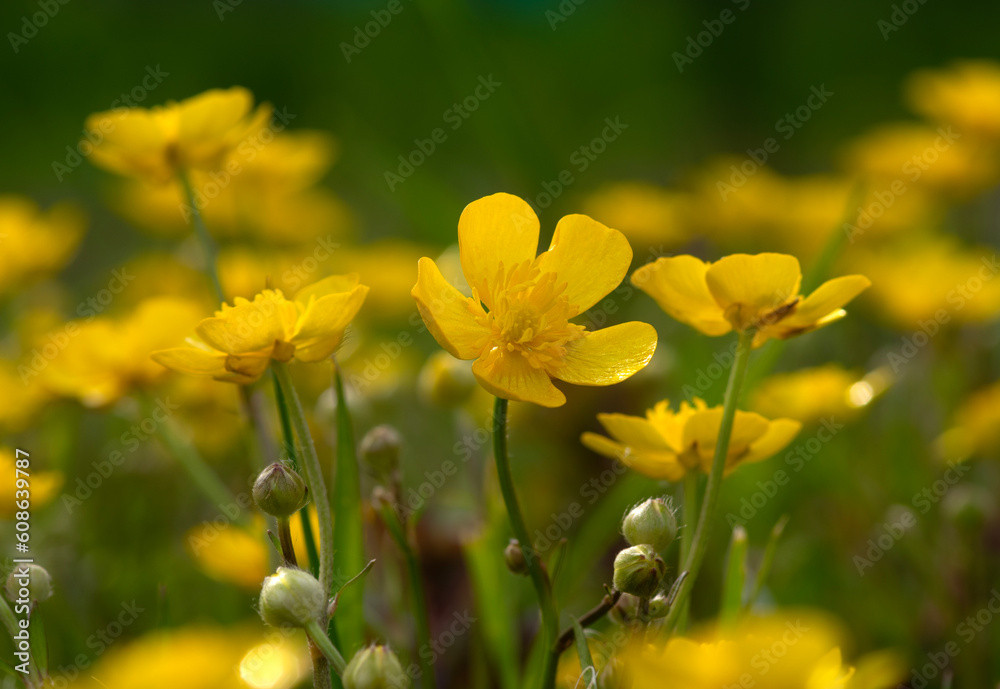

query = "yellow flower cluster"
0;195;85;298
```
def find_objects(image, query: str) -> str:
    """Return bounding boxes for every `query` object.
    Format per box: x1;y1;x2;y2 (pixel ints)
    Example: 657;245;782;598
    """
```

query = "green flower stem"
375;499;436;688
677;473;698;631
273;370;321;577
272;363;336;600
306;620;348;675
662;329;754;633
178;170;224;302
277;517;298;567
0;597;41;688
492;397;559;689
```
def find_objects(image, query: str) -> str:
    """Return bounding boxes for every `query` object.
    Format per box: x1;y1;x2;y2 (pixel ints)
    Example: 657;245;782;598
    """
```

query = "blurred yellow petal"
743;418;802;463
294;273;360;303
472;350;565;407
536;213;633;315
596;413;673;451
705;253;801;330
553;322;657;385
292;284;369;362
152;346;229;378
412;257;489;360
196;291;296;354
632;256;732;336
784;275;871;328
186;523;268;589
581;432;686;481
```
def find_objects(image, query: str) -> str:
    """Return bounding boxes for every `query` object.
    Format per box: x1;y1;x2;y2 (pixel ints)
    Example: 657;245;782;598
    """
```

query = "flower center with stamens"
475;258;586;370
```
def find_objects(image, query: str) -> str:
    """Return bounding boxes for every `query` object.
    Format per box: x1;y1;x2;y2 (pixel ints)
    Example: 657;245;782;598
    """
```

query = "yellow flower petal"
472;351;565;407
536;214;633;315
632;256;732;336
705;253;801;329
294;273;361;303
596;412;673;451
553;322;657;386
223;353;273;382
784;275;871;328
152;346;229;378
581;432;686;481
292;284;369;362
743;418;802;463
86;110;172;182
683;408;770;469
412;257;488;359
196;291;296;354
458;193;540;309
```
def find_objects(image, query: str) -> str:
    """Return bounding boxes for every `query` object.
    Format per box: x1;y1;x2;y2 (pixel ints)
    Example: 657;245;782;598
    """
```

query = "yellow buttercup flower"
632;252;870;347
411;192;658;407
581;398;800;481
0;196;85;297
625;614;902;689
0;448;62;519
186;521;268;590
152;275;368;384
582;181;691;248
0;360;51;433
85;87;272;184
937;381;1000;462
751;364;867;425
906;60;1000;139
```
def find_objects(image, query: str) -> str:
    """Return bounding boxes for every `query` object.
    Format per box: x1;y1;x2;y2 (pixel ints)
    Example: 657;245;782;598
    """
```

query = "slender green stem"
273;370;321;577
492;397;559;689
677;473;698;631
277;517;298;567
272;363;335;599
306;621;348;675
376;500;436;688
662;329;754;633
178;170;224;302
0;597;41;688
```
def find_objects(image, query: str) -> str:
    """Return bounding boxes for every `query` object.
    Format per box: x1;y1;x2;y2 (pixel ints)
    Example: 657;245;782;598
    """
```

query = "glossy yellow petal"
596;413;672;451
472;351;565;407
536;214;633;315
196;291;296;354
151;346;229;377
552;322;657;386
292;284;369;362
632;256;731;336
458;193;540;309
784;275;871;328
743;418;802;463
705;253;801;329
581;432;686;481
293;273;361;303
412;257;489;359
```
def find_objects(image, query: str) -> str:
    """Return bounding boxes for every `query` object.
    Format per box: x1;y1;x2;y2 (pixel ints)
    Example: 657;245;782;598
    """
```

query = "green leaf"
29;607;47;674
720;524;748;627
570;616;595;682
746;515;789;612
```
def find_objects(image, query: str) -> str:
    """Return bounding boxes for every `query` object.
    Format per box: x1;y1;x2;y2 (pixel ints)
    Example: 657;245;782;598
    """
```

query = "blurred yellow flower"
582;181;691;248
626;614;902;689
633;253;870;347
412;192;658;407
581;398;800;480
0;448;62;519
65;626;309;689
0;360;51;433
751;364;865;425
85;86;272;184
937;381;1000;462
907;60;1000;139
40;297;205;407
0;196;85;297
153;275;368;384
186;521;268;590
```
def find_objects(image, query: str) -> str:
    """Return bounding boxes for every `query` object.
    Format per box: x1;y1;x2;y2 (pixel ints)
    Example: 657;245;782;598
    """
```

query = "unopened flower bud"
418;352;477;408
622;497;677;553
5;564;53;603
647;593;670;619
360;425;402;476
612;545;666;599
504;539;528;575
259;567;326;628
343;644;409;689
253;463;307;518
608;592;640;626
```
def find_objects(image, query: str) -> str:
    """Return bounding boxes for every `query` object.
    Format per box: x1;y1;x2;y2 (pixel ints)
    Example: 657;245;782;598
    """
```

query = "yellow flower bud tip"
5;564;53;603
503;539;529;576
253;463;308;518
360;425;402;476
612;545;666;599
259;567;326;628
622;497;678;553
343;644;410;689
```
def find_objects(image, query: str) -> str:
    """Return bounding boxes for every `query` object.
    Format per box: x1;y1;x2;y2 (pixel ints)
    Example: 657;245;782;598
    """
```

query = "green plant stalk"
331;364;365;653
678;473;698;631
0;597;41;688
662;329;754;633
492;397;559;689
376;500;436;688
720;525;748;627
277;517;298;567
273;370;321;576
178;170;225;302
306;620;348;675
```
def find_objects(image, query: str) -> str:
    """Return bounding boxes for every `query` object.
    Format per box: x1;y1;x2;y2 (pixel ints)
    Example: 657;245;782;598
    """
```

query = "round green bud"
612;545;666;599
503;539;529;576
418;352;477;408
343;645;410;689
253;463;308;518
5;564;53;603
647;593;670;619
622;497;677;553
259;567;326;628
360;425;402;476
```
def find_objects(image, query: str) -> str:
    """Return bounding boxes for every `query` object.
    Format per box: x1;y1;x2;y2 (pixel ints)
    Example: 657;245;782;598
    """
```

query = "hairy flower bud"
343;645;409;689
253;463;308;518
360;425;402;476
503;539;529;575
418;351;477;408
5;564;53;603
608;592;640;626
259;567;326;628
647;592;670;619
622;497;677;553
612;545;666;599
